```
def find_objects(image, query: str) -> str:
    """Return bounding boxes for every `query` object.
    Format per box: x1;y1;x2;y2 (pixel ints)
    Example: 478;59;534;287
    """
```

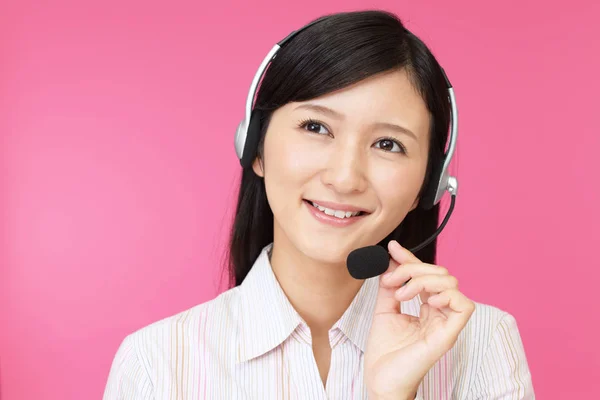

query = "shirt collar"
332;274;379;353
237;243;304;363
236;243;419;362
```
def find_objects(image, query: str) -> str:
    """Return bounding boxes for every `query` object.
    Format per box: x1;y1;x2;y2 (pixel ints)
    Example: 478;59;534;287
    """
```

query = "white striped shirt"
103;243;535;399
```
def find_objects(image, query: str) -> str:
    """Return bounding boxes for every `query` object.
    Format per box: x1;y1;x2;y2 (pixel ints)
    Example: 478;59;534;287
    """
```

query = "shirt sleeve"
467;312;535;399
103;334;154;400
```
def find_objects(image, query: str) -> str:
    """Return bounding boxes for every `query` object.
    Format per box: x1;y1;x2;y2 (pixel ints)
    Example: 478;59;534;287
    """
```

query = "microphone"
346;245;390;279
346;195;456;279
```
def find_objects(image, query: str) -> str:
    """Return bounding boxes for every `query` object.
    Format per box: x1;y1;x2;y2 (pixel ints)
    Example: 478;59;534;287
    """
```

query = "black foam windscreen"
346;245;390;279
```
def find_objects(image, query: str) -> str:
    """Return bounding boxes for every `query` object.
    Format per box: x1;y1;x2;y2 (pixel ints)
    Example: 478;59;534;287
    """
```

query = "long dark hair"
226;10;452;287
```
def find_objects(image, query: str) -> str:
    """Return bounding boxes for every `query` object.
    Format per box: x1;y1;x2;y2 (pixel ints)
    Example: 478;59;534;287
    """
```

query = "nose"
320;140;368;194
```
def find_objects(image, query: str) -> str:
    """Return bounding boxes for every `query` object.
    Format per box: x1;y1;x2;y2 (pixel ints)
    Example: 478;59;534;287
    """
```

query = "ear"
252;157;264;177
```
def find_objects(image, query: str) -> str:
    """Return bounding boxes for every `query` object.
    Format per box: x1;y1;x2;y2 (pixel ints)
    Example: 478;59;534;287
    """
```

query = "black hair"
226;10;451;287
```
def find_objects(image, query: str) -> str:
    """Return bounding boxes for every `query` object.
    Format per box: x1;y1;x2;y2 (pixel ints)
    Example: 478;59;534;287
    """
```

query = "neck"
269;234;364;334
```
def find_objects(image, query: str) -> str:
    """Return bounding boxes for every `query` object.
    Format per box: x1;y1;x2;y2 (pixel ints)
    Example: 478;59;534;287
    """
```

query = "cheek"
262;131;322;212
374;161;426;213
264;131;325;184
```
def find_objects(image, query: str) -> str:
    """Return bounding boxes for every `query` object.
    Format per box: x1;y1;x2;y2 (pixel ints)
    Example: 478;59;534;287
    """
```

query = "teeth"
311;202;361;219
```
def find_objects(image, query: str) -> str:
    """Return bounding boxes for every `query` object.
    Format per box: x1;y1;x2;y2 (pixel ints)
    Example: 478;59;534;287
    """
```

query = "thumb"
388;240;422;265
373;241;420;315
373;259;402;315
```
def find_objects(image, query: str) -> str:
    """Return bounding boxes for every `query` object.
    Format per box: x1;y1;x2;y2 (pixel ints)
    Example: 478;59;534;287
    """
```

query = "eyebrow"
294;103;419;141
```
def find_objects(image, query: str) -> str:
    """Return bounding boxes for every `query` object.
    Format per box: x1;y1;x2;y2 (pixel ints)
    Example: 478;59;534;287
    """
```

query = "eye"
298;118;331;136
374;137;407;154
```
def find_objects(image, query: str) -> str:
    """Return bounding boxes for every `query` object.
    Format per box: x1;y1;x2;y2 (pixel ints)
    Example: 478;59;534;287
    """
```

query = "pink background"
2;0;599;398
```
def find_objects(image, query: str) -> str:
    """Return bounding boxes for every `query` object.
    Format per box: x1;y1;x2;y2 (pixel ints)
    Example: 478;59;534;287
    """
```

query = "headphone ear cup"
240;110;264;169
419;161;444;211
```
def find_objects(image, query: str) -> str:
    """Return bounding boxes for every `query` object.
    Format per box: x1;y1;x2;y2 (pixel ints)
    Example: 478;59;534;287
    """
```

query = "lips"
310;201;361;219
303;199;371;220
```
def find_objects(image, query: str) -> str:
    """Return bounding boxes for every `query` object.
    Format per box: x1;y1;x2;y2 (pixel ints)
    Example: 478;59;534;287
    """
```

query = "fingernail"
391;240;403;250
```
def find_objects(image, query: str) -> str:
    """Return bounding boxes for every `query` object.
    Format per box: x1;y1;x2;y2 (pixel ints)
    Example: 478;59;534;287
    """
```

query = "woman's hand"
364;240;475;400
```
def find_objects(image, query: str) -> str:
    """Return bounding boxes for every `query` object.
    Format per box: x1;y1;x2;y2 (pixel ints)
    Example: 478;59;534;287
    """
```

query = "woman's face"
254;68;431;266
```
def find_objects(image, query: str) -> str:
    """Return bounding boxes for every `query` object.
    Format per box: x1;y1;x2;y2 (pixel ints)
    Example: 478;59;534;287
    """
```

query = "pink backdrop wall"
2;0;599;398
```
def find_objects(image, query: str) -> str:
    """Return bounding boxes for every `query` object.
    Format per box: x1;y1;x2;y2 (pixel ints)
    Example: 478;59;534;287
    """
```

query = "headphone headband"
234;20;458;210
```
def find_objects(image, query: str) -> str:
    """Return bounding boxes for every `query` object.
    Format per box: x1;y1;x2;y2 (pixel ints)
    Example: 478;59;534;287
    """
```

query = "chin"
297;238;357;266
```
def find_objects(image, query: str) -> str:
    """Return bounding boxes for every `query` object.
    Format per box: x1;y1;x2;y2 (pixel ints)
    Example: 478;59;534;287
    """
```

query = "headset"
234;18;459;252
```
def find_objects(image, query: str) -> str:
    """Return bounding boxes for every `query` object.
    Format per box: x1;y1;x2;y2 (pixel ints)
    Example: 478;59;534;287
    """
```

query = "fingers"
381;262;449;289
373;259;402;316
375;240;470;320
427;289;476;333
379;240;475;341
384;240;454;301
388;240;421;264
394;274;459;302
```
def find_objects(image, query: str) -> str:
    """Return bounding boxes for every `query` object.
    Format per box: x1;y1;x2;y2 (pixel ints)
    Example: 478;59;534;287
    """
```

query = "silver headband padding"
235;44;281;160
432;87;459;205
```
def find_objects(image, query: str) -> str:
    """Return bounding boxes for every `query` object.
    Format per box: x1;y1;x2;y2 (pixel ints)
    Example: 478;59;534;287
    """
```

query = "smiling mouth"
304;200;368;219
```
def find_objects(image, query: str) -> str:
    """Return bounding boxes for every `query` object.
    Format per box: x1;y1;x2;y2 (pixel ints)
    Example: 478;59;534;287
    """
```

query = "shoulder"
103;286;242;399
128;285;242;348
466;300;520;342
457;300;526;362
456;301;535;399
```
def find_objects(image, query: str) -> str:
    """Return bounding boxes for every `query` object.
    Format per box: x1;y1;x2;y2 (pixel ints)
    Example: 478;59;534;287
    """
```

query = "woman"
103;10;534;399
